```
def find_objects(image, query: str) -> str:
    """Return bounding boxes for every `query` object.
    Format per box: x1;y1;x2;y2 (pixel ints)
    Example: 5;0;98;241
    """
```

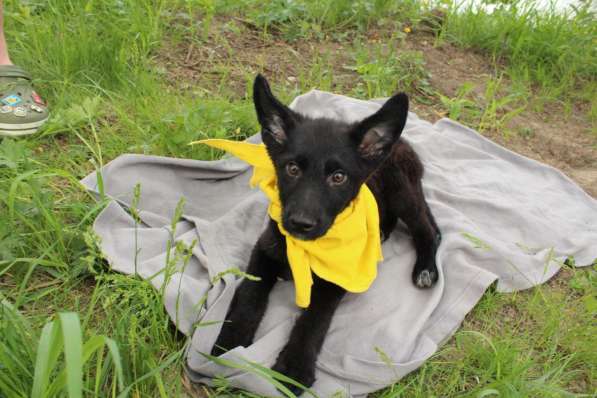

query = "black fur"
211;75;441;394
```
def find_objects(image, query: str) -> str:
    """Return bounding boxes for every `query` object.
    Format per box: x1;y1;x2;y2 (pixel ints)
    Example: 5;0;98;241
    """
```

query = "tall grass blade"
31;320;62;398
58;313;84;398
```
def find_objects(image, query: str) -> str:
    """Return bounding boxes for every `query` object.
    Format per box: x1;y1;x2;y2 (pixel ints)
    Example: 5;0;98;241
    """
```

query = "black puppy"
211;75;441;393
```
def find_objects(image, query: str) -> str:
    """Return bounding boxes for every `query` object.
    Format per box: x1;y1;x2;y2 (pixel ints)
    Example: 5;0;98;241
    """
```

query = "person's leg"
0;0;49;137
0;0;11;66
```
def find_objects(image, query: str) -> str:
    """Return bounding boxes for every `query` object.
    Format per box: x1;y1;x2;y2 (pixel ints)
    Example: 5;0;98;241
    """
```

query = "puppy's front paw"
210;323;252;357
210;335;232;357
412;258;438;288
210;341;228;357
272;348;315;396
413;268;437;288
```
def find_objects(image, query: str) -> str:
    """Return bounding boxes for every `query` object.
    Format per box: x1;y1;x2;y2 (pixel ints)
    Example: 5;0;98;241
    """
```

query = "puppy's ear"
253;74;299;148
351;93;409;162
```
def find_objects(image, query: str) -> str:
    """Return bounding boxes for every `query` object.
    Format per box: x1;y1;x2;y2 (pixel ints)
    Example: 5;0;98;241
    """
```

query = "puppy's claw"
415;269;436;288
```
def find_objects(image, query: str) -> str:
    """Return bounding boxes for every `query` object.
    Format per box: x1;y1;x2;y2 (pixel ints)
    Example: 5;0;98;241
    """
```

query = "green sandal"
0;65;49;137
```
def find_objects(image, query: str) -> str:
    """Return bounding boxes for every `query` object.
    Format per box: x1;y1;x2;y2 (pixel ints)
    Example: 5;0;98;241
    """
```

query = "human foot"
0;65;48;137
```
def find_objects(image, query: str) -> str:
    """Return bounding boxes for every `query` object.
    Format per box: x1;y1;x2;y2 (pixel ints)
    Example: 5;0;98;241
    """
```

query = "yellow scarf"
194;139;383;308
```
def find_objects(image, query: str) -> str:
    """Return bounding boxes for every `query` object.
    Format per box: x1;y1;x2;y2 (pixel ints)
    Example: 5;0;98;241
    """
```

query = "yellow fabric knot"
194;139;383;308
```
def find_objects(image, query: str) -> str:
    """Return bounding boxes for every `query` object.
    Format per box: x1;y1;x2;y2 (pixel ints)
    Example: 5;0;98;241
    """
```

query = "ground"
0;1;595;397
161;17;596;195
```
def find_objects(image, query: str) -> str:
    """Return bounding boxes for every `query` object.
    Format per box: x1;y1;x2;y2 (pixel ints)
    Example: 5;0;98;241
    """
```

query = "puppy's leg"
272;276;345;394
211;221;283;356
391;175;441;288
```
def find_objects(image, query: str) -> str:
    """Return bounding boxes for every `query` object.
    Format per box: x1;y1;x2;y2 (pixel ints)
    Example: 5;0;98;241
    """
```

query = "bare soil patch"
407;34;596;196
157;16;357;96
158;18;596;196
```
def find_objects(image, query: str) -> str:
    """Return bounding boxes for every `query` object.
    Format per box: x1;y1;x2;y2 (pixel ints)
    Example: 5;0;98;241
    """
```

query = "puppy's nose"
288;215;317;232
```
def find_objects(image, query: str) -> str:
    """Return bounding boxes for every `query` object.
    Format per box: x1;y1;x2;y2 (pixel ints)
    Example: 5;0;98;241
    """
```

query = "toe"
414;269;437;288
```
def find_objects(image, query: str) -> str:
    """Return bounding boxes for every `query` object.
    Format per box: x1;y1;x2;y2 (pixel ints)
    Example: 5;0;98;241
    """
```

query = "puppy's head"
253;74;409;240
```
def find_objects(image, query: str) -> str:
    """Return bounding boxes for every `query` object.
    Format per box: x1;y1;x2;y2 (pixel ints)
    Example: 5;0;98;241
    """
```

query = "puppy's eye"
329;170;347;185
286;162;301;177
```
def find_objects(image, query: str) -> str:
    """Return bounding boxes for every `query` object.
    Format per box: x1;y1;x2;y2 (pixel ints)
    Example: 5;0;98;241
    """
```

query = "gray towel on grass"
81;90;597;397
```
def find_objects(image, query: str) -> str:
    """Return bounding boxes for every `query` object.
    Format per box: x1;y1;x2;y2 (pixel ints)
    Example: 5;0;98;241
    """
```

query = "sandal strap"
0;65;32;80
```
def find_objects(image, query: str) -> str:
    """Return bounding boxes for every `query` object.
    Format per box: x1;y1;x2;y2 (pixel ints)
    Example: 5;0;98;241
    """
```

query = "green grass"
378;268;597;397
0;0;595;396
439;77;527;135
439;0;597;115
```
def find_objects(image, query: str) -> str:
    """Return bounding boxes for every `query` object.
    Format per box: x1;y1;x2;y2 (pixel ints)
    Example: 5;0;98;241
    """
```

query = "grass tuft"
0;0;594;396
440;0;597;111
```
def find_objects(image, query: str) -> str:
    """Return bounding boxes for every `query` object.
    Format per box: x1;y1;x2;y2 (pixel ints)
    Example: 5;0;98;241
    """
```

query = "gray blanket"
81;90;596;397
